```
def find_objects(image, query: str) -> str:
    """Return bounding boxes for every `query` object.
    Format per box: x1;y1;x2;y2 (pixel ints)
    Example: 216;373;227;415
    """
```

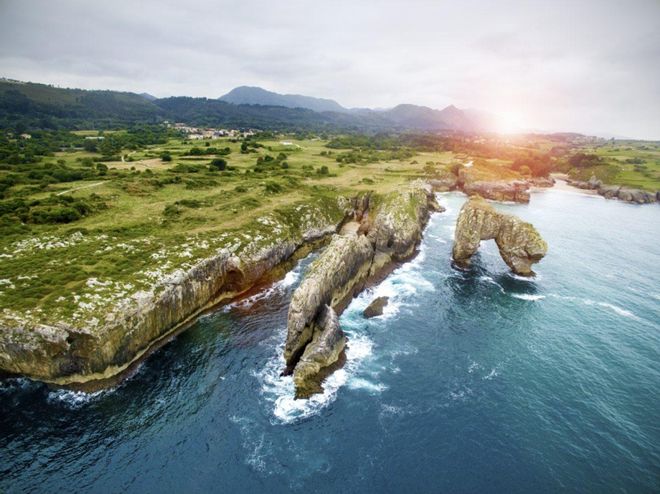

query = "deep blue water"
1;188;659;493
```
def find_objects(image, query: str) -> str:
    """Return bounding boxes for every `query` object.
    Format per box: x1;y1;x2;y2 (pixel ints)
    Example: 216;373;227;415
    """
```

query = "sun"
494;112;526;134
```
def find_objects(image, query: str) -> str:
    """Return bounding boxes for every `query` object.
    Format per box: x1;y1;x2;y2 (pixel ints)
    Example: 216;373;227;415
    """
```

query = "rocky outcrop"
284;233;374;369
284;181;441;394
363;296;389;318
452;196;547;276
428;176;458;192
566;176;657;204
462;180;531;203
293;305;346;398
526;176;555;188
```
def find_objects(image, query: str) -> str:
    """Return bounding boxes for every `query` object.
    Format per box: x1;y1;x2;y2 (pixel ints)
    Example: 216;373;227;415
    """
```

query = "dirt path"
56;182;105;196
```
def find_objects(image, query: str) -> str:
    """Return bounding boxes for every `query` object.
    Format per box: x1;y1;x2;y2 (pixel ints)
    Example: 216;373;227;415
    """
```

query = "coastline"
0;185;439;391
547;174;599;195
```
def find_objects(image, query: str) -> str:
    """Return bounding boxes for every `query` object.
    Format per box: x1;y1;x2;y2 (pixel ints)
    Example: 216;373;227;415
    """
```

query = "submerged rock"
293;305;346;398
452;196;547;276
363;296;389;318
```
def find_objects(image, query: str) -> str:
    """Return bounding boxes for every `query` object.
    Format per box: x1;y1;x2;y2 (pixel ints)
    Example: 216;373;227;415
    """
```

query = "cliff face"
284;181;442;394
452;196;547;276
0;201;345;385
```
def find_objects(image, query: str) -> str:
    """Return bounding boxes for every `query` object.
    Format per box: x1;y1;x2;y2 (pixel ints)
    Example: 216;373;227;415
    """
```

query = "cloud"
0;0;658;138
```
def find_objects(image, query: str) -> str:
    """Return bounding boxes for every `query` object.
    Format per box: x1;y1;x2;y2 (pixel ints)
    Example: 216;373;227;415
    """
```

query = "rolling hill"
0;79;493;133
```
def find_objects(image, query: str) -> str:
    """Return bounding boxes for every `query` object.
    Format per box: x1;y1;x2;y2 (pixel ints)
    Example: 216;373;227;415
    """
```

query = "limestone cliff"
0;200;346;386
452;196;547;276
284;181;442;395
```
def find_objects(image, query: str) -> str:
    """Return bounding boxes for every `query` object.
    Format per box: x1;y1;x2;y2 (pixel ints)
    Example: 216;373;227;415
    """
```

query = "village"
165;121;258;140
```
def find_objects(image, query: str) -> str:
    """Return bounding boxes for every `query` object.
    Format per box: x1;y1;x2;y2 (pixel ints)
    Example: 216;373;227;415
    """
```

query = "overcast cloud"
0;0;658;138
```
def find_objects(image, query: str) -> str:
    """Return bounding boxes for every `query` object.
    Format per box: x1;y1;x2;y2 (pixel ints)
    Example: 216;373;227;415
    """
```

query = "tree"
83;139;98;152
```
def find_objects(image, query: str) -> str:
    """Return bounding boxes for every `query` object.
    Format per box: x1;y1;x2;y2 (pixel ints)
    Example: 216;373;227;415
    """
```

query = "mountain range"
0;78;493;133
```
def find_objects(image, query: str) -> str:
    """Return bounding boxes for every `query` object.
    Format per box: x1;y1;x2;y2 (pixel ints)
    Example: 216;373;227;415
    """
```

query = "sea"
1;187;659;493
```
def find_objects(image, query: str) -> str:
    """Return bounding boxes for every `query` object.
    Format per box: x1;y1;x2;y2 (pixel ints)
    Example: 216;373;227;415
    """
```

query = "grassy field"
3;129;657;332
0;133;460;329
568;140;660;191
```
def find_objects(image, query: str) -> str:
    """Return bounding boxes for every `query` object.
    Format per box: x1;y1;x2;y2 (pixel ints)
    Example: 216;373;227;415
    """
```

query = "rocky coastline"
565;175;658;204
0;174;559;391
429;174;554;203
0;200;352;387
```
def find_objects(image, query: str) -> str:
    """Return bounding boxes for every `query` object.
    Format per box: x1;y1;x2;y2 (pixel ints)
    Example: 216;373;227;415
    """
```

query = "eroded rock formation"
452;196;547;276
284;182;442;395
293;305;346;397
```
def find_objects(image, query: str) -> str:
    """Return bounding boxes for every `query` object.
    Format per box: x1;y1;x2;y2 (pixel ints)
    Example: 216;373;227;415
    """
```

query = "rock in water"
293;305;347;398
284;233;374;369
363;296;389;318
452;196;547;276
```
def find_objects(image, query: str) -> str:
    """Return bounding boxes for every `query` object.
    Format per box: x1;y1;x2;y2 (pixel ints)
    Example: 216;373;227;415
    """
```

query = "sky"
0;0;658;138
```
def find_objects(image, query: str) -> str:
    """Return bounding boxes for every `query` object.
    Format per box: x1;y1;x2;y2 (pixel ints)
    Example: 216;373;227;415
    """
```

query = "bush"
161;152;172;162
264;182;283;193
96;163;108;176
568;153;601;168
317;165;329;175
210;158;227;171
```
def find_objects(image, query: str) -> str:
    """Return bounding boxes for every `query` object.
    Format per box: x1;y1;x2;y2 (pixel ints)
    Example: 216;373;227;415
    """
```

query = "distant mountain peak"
219;86;348;113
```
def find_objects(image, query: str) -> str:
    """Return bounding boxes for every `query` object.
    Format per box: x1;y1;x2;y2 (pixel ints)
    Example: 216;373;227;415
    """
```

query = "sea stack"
284;181;442;396
452;196;547;276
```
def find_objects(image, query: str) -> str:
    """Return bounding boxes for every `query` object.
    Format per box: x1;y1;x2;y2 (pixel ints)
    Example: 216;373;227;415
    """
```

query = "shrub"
264;182;283;193
161;152;172;162
210;158;227;171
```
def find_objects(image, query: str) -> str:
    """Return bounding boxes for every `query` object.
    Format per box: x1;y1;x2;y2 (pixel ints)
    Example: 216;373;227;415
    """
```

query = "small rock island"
452;196;548;276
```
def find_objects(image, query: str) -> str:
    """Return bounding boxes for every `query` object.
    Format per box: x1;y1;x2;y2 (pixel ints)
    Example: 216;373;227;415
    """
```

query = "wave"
280;269;300;288
585;300;641;320
46;387;111;409
479;275;505;293
510;293;545;301
256;331;378;424
223;258;308;312
550;294;651;324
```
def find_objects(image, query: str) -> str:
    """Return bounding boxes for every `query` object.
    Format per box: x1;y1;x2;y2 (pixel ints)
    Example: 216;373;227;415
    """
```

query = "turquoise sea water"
1;188;659;493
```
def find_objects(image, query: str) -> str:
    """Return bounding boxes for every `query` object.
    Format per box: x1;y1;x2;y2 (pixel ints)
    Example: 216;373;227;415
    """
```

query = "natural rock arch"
452;196;547;276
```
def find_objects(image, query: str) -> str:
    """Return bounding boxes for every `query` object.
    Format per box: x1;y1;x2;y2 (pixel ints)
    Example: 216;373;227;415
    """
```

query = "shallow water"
2;189;659;493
